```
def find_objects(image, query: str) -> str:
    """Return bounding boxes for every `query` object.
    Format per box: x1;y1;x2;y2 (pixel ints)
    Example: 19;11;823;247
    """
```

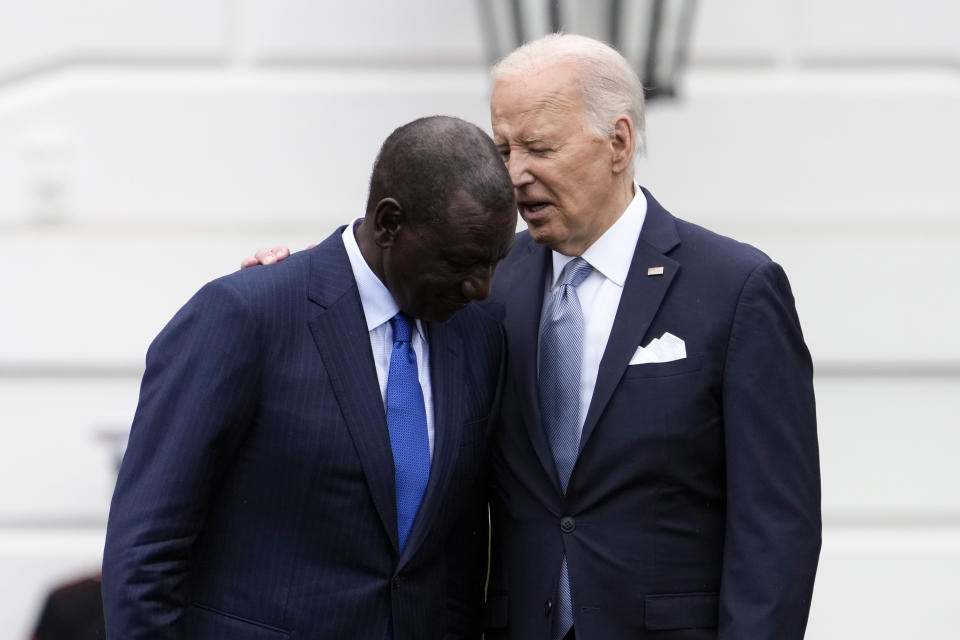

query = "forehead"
490;63;585;140
424;193;513;250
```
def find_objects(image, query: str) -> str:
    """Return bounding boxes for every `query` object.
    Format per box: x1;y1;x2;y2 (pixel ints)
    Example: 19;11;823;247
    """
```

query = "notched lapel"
306;234;399;552
579;193;681;453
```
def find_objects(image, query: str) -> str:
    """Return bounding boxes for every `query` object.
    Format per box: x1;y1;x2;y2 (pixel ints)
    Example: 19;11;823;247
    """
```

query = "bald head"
366;115;515;228
358;116;517;322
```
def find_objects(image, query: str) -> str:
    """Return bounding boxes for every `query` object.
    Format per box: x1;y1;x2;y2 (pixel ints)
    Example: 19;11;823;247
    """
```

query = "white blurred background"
1;1;958;637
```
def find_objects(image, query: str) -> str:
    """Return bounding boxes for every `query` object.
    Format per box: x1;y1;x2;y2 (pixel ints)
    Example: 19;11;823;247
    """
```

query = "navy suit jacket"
484;189;821;639
102;229;503;640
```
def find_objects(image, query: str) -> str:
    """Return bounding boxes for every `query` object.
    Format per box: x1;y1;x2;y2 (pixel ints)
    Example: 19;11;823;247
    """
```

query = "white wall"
2;1;958;637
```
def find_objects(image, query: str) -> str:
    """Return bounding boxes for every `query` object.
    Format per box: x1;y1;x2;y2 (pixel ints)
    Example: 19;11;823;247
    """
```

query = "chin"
527;223;560;248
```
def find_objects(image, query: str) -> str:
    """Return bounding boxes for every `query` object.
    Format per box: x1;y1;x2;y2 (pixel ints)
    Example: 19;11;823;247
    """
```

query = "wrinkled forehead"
491;68;586;136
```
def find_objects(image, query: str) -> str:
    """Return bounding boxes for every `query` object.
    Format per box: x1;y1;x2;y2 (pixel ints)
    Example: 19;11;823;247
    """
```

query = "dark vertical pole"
670;0;698;90
548;0;563;32
643;0;665;99
474;0;502;65
510;0;527;46
609;0;623;50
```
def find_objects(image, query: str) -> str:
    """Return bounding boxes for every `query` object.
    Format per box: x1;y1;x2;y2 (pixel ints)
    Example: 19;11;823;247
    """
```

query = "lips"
518;201;552;221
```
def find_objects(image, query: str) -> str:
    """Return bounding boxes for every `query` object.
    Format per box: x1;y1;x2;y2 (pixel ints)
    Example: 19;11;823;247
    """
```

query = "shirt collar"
342;219;426;340
550;182;648;288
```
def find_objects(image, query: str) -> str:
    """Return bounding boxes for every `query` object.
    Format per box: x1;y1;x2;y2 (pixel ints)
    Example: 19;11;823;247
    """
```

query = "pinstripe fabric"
537;257;592;640
103;227;503;640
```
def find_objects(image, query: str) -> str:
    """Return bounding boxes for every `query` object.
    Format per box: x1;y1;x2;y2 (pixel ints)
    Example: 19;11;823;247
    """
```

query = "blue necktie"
386;313;431;553
538;257;593;640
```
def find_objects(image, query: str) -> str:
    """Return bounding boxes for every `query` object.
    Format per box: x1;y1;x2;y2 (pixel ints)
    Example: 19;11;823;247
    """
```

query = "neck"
560;176;635;256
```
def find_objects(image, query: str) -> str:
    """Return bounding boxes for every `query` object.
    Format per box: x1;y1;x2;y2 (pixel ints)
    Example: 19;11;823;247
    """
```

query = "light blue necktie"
386;313;431;553
538;257;593;640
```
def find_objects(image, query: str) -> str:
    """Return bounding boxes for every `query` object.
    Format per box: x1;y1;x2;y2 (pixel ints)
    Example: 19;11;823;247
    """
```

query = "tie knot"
557;257;593;290
390;312;414;344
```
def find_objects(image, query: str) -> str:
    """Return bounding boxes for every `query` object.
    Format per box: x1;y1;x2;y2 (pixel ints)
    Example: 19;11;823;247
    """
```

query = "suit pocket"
644;592;718;631
623;355;702;379
186;602;290;639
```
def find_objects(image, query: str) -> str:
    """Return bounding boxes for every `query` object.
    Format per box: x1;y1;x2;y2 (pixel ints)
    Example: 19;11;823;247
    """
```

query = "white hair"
492;33;646;162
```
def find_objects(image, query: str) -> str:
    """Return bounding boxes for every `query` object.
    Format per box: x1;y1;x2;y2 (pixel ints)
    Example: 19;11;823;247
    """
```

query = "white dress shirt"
342;221;435;457
542;185;647;437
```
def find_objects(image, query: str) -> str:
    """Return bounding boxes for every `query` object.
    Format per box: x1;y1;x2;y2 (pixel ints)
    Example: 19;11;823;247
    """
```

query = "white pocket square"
629;332;687;365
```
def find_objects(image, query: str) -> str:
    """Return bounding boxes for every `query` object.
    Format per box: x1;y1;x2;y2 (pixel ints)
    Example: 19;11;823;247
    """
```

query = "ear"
372;198;404;248
609;115;634;174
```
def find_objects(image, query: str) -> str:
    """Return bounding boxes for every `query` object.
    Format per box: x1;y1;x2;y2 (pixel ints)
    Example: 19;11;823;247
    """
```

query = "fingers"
240;247;275;269
239;245;297;269
256;247;279;264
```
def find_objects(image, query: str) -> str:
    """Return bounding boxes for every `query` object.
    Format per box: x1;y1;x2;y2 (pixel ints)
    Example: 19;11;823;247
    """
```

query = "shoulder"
661;216;794;307
199;232;347;314
641;188;773;282
672;217;770;273
666;217;801;335
216;246;314;298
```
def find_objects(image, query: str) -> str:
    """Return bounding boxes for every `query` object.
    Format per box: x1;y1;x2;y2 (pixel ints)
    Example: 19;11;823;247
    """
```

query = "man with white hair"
248;33;821;640
482;34;820;640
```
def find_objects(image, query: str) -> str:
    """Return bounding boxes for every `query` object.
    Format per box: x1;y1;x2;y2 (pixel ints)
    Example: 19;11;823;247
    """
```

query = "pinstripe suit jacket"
102;228;503;640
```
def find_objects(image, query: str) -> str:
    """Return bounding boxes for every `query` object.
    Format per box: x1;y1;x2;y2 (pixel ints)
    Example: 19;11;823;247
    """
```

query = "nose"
506;153;534;188
461;272;493;302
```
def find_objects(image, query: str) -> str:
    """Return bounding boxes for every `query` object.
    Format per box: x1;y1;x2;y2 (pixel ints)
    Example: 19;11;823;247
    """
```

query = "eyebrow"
496;136;549;147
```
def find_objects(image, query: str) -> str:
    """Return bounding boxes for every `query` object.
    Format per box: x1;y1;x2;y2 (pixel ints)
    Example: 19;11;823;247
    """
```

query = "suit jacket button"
544;599;553;616
560;516;576;533
392;577;400;591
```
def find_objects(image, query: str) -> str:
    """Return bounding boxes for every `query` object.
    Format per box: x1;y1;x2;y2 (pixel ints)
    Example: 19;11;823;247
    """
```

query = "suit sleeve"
718;260;821;639
101;279;261;640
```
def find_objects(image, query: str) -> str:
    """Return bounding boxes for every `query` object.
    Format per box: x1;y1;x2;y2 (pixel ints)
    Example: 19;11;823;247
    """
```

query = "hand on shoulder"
240;244;316;269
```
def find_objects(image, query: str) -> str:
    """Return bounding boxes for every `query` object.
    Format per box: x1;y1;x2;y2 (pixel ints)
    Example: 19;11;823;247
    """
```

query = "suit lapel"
502;240;563;493
306;231;399;552
399;320;464;564
579;190;681;453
